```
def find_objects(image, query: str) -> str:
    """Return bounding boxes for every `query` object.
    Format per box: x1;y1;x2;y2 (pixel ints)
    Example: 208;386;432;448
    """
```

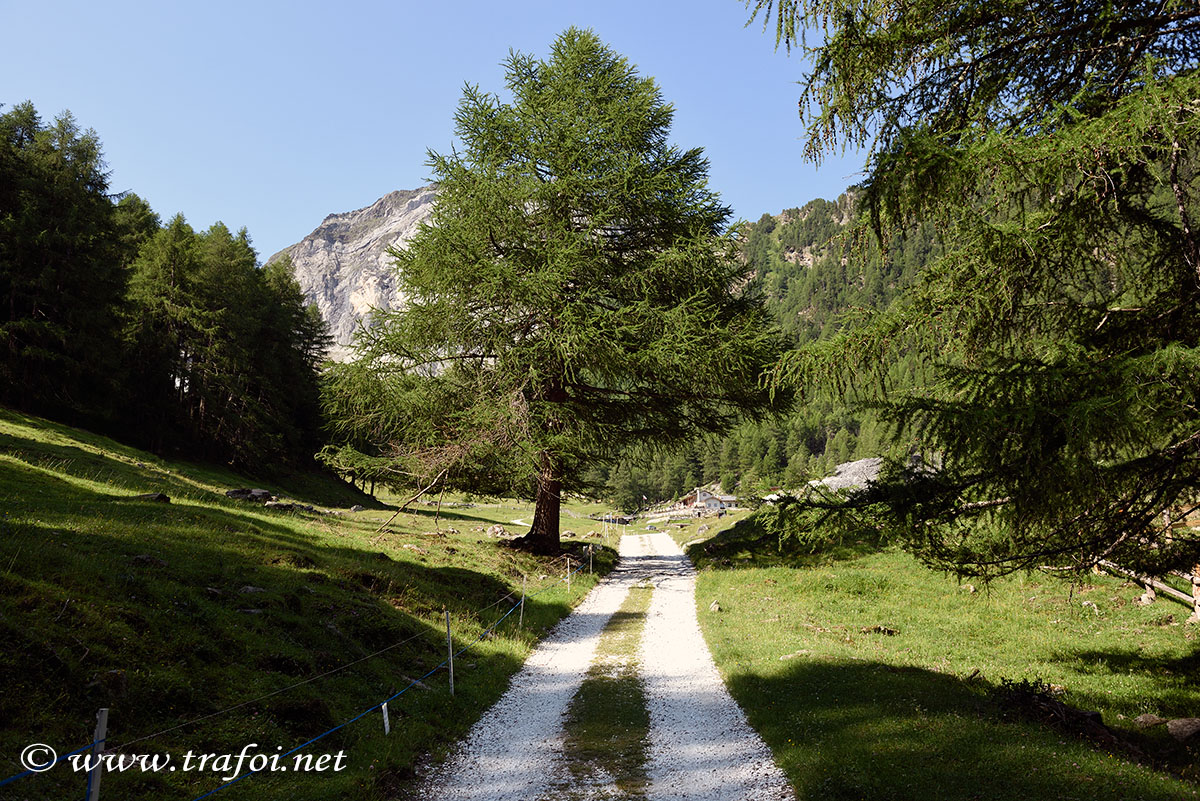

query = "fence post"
1191;564;1200;623
86;708;108;801
589;544;593;575
519;575;526;629
445;610;454;696
381;702;391;735
566;557;571;593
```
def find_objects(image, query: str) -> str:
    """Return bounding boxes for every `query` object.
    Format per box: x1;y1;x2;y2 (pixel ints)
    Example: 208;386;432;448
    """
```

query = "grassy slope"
690;516;1199;801
0;406;615;800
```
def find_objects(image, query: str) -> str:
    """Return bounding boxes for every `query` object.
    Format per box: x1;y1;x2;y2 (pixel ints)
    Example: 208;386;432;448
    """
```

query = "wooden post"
566;557;571;593
1191;564;1200;623
445;610;454;696
381;702;391;735
519;575;526;629
86;708;108;801
1140;577;1158;606
589;544;593;575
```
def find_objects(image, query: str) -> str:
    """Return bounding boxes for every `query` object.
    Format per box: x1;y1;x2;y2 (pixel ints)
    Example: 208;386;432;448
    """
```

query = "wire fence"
1;549;597;800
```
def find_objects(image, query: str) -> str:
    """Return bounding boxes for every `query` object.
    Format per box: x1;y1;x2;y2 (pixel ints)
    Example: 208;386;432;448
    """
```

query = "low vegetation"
690;516;1200;800
0;406;616;800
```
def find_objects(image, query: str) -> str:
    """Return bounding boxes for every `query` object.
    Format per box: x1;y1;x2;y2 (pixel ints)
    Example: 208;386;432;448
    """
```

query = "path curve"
418;533;794;801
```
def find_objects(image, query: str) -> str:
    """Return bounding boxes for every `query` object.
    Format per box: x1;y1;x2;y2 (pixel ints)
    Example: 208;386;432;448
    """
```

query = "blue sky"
3;0;864;260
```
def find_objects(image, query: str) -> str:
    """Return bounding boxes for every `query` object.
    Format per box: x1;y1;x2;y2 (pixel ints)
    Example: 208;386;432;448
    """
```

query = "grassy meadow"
0;406;616;800
690;515;1200;800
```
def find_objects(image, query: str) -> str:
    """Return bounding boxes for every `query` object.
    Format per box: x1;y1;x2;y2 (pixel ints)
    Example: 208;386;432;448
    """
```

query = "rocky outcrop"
268;187;436;361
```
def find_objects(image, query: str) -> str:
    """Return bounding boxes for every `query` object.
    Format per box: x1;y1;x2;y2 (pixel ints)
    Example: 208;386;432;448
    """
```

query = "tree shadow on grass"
0;451;584;801
1046;646;1200;723
726;659;1198;801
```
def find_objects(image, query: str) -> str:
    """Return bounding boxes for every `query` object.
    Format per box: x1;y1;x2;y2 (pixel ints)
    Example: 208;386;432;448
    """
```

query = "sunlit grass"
692;516;1200;800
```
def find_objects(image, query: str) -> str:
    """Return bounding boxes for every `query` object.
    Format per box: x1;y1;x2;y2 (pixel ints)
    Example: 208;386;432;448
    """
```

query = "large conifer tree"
749;0;1200;578
349;28;781;552
0;103;124;420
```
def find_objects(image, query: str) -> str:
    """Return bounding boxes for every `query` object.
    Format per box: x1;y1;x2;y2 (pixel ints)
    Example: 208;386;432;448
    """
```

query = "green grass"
0;406;616;800
691;516;1200;800
659;509;752;549
558;583;654;798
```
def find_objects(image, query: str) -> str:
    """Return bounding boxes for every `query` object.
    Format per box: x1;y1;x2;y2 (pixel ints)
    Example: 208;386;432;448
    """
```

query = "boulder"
487;524;507;538
226;488;273;503
1167;718;1200;742
264;501;315;513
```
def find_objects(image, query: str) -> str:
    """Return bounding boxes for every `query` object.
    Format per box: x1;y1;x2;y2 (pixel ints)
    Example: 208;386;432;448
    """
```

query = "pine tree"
348;28;782;552
750;0;1200;578
0;103;124;420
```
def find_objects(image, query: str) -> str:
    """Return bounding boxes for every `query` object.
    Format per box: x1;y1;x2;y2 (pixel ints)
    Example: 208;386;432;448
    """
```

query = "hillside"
743;194;935;346
595;193;938;506
690;517;1200;798
0;406;613;800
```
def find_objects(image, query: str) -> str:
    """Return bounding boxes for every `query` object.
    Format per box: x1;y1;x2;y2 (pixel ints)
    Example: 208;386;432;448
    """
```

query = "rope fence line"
0;545;600;799
188;555;591;801
120;553;579;751
111;628;433;752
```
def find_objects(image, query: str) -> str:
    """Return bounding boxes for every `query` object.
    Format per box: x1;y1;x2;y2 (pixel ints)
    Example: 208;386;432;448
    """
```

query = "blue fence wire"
0;548;594;797
0;740;99;789
188;557;587;800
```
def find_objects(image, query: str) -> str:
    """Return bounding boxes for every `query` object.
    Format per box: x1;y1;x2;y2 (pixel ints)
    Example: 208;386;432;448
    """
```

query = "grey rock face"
268;187;437;361
819;457;884;492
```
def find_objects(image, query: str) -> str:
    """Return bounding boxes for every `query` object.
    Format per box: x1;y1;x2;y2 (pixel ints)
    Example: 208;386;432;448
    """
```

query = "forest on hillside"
4;94;881;506
593;196;940;509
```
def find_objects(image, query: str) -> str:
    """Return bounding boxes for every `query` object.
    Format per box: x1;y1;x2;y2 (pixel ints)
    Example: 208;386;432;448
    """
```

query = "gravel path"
418;533;793;801
639;532;794;800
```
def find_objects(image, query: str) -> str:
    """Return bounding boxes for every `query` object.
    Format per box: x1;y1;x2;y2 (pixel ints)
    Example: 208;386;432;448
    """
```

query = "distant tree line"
0;101;329;470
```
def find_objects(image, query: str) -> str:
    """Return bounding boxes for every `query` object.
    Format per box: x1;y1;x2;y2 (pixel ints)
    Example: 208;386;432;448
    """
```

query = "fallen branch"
1097;560;1194;606
375;468;449;533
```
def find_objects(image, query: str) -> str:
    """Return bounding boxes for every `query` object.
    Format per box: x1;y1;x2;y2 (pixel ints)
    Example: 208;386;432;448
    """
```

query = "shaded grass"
558;583;654;798
692;515;1200;800
0;406;616;800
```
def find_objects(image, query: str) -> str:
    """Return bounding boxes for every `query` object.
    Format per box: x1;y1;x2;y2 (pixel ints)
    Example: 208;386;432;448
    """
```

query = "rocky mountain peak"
268;186;436;360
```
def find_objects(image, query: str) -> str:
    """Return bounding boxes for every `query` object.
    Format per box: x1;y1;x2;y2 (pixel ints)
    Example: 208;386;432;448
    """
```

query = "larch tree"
0;102;125;421
745;1;1200;578
344;28;783;552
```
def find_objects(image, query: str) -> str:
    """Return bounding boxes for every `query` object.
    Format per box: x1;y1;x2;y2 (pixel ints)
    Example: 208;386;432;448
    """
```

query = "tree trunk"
519;450;562;554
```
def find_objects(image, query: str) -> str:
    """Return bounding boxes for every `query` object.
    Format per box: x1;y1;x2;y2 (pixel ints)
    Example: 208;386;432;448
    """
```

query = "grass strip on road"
557;581;655;799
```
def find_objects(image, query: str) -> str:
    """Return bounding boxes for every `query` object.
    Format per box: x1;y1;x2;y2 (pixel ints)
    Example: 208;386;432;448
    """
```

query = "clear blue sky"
3;0;864;260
